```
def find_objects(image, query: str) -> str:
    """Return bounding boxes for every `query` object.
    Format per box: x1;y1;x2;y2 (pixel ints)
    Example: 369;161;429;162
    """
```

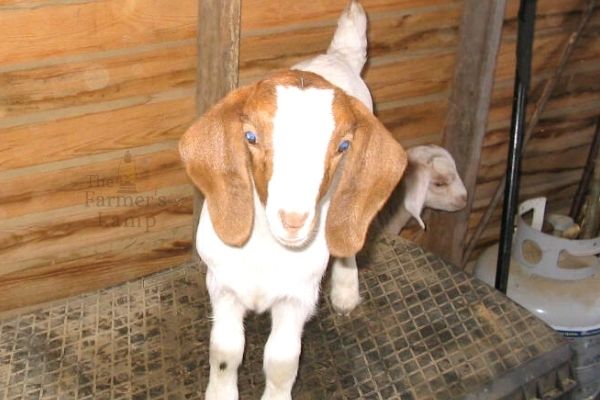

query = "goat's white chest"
196;199;330;313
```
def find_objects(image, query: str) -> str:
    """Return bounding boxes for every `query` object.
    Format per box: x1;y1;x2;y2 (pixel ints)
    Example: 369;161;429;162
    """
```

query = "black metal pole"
495;0;537;293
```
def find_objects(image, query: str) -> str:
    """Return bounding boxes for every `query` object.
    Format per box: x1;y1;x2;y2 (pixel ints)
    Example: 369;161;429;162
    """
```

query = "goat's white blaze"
266;85;336;246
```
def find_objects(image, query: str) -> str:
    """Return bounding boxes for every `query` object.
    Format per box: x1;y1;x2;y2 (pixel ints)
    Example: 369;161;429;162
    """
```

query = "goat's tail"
327;0;368;75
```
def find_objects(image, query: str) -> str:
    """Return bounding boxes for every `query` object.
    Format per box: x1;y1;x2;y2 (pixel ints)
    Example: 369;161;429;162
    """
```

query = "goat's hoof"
331;288;361;316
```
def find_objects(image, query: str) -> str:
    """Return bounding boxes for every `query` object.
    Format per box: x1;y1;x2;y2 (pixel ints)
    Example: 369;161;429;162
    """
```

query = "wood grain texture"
0;0;196;66
1;186;192;272
1;45;195;118
239;5;461;75
378;98;447;145
366;53;456;104
3;0;599;310
0;229;192;311
0;149;188;220
241;0;461;31
0;0;198;310
493;32;600;85
1;98;195;171
475;115;598;200
464;1;600;261
422;0;506;266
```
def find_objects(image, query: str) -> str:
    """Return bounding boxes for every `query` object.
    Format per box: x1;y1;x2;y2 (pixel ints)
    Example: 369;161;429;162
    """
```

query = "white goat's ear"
403;164;429;229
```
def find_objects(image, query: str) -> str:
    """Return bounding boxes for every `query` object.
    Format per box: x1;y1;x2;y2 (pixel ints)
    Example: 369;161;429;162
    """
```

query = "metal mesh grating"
0;236;569;399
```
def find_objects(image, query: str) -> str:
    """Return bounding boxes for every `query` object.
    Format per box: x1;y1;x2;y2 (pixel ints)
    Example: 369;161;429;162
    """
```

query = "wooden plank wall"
465;0;600;261
0;0;464;311
0;0;198;311
2;0;597;310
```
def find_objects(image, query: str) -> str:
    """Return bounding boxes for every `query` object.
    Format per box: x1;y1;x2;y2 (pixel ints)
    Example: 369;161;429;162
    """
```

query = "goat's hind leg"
262;300;312;400
206;293;246;400
330;256;361;315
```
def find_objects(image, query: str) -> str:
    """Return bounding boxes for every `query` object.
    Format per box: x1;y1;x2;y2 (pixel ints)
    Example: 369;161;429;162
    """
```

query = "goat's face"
426;155;467;211
179;70;406;257
258;84;353;247
402;145;467;227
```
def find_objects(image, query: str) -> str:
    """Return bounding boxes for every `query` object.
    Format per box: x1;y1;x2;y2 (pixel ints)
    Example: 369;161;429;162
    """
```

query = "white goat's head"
403;145;467;228
179;70;407;257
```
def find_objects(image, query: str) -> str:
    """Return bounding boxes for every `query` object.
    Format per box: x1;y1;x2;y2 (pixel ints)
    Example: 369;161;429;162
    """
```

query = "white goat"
179;2;406;399
382;144;468;234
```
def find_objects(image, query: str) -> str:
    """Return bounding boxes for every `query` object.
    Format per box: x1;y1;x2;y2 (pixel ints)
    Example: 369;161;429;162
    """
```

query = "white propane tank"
474;198;600;400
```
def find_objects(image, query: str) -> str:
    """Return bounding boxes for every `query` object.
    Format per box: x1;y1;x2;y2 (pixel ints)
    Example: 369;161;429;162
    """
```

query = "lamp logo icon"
117;150;138;194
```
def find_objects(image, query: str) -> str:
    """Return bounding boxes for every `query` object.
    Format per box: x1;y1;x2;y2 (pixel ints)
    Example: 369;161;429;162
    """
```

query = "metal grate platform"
0;236;573;399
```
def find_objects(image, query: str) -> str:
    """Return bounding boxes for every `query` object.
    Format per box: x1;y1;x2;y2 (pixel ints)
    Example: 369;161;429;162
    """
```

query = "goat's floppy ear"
326;97;407;257
402;164;429;229
179;85;255;246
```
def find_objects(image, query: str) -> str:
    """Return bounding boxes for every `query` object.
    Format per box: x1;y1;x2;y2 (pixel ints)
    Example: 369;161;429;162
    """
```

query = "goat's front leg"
206;292;246;400
330;256;361;315
262;300;312;400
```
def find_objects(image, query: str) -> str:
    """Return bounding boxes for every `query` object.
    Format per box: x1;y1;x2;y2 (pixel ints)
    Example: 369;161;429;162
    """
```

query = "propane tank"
474;198;600;399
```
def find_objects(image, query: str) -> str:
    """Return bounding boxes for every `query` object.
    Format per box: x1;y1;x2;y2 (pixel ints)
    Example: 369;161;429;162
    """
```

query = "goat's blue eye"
338;139;351;153
245;131;257;144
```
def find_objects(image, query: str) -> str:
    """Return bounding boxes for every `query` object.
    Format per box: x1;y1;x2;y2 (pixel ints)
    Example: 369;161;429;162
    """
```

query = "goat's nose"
279;210;308;233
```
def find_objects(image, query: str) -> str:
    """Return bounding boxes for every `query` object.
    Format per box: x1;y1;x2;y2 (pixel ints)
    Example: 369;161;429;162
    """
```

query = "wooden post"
423;0;506;266
193;0;241;260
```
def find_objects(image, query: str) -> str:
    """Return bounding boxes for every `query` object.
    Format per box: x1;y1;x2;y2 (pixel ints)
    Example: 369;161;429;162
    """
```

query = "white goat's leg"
330;256;361;315
261;301;312;400
205;293;246;400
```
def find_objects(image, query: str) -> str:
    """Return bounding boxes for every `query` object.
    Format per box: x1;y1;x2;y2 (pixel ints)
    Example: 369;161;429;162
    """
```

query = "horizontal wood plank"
1;186;193;274
487;65;600;128
241;0;461;32
0;226;193;311
0;97;194;171
1;45;195;118
0;0;196;66
239;6;461;70
504;0;597;20
366;53;456;103
378;98;447;145
0;149;188;220
493;33;600;87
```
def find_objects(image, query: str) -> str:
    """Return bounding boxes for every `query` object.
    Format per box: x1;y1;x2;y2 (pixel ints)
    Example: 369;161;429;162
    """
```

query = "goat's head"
179;70;406;257
403;145;467;228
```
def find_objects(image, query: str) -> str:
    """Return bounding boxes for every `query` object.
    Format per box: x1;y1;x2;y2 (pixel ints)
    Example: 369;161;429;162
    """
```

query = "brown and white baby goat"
180;71;405;399
180;3;406;399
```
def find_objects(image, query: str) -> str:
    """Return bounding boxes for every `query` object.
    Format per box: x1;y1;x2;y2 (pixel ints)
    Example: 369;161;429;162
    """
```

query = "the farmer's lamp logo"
85;151;163;231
